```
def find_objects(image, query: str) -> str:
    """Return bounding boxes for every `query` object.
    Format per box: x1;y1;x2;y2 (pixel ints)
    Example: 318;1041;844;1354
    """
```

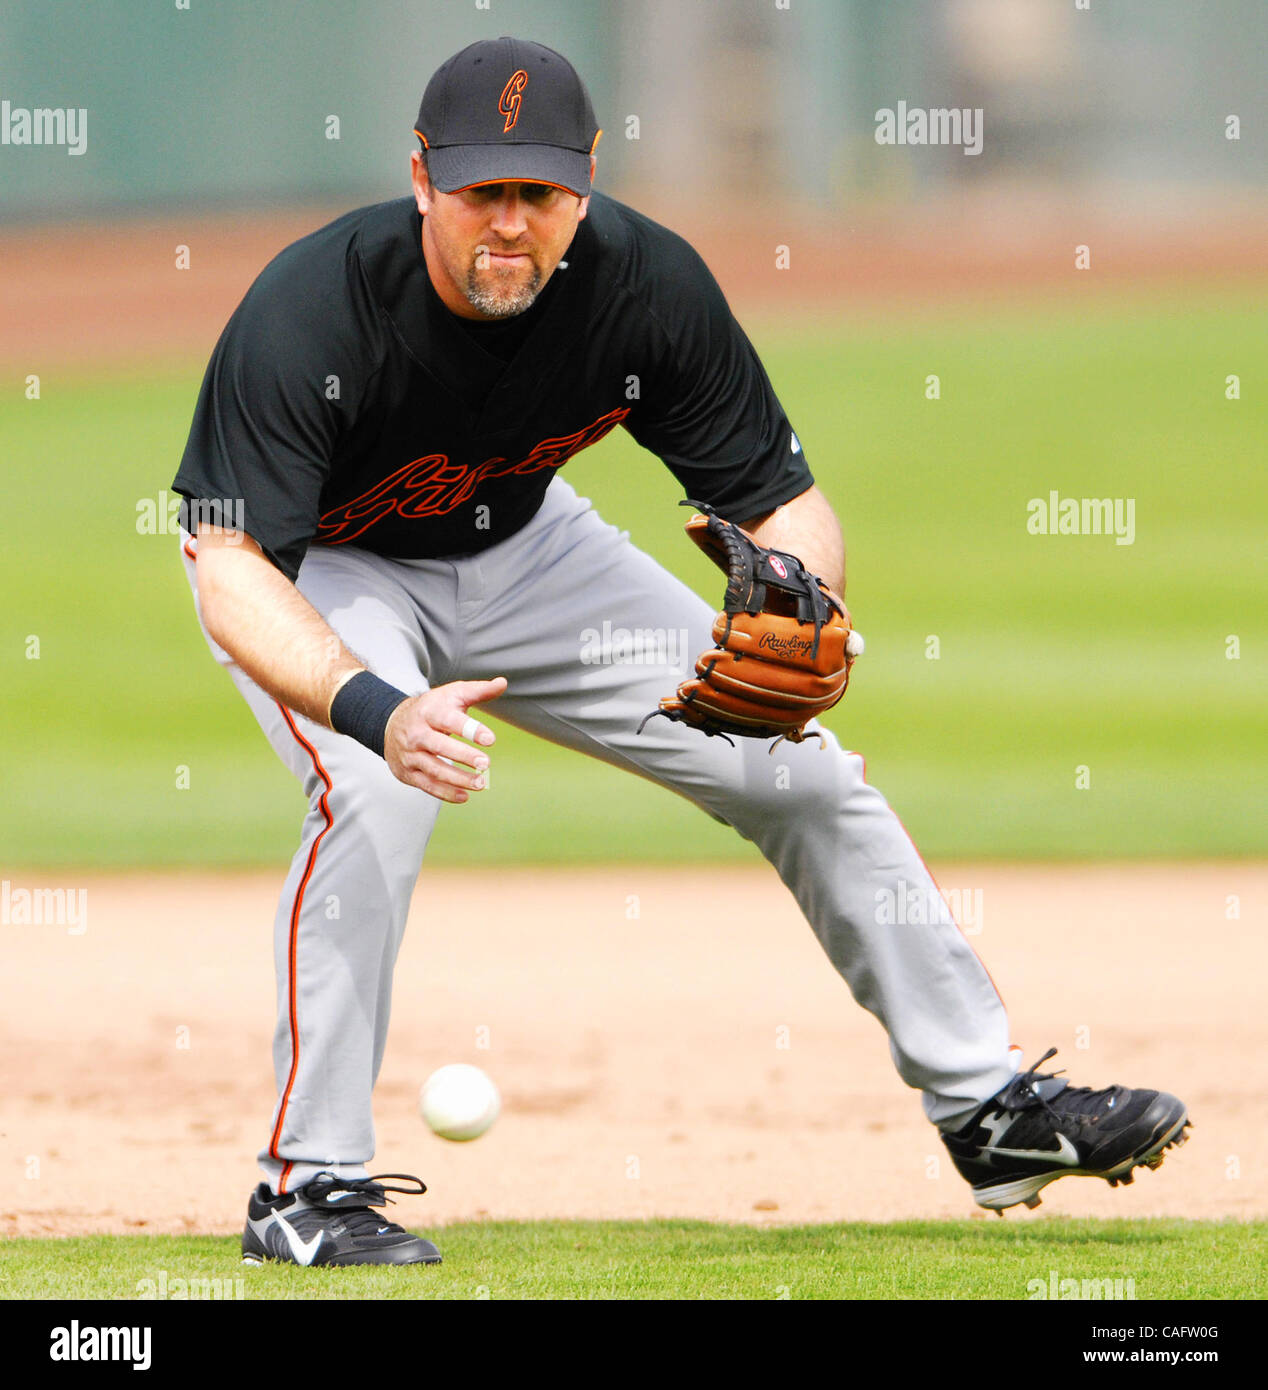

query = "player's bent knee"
697;739;847;838
759;767;843;825
316;744;442;847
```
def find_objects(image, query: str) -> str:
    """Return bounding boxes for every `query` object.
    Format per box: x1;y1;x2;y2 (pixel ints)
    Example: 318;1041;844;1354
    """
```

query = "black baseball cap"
414;37;601;197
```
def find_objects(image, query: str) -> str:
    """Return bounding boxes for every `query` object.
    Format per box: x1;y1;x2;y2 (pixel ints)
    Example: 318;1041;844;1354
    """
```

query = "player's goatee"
465;260;542;318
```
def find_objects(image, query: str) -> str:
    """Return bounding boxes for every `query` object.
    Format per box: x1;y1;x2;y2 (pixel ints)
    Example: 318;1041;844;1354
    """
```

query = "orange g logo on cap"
414;38;599;197
499;69;528;132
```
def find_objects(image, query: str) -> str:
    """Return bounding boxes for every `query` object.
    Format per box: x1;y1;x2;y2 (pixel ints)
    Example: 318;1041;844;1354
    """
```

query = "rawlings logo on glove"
639;500;863;747
758;631;816;660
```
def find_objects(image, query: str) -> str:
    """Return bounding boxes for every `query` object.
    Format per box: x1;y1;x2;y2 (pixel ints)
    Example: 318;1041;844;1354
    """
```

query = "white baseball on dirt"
419;1063;501;1142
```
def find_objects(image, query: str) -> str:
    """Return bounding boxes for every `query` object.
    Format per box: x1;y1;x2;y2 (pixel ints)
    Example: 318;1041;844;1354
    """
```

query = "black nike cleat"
241;1172;443;1266
941;1048;1191;1213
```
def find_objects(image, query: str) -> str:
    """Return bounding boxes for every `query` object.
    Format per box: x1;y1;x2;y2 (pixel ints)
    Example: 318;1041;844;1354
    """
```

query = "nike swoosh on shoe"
982;1133;1081;1166
271;1212;325;1264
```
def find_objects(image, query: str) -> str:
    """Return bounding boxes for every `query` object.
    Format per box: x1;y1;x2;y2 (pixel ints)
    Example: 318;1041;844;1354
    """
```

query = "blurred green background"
2;0;1265;869
3;288;1264;867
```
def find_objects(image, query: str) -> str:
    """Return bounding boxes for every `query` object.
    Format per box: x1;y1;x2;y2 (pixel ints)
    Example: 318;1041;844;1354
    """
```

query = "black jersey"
174;192;814;582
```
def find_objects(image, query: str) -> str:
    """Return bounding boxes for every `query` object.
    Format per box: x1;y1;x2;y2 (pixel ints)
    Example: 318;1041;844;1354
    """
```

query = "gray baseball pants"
181;477;1013;1194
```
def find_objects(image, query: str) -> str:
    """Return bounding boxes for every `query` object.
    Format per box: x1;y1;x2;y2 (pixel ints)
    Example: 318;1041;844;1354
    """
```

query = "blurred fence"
1;0;1265;222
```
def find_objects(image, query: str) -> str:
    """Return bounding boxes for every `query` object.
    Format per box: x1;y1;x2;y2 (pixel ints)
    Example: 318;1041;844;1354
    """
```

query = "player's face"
412;153;593;321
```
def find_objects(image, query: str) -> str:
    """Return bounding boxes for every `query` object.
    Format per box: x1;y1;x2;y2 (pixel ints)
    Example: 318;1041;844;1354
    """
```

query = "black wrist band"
329;672;409;759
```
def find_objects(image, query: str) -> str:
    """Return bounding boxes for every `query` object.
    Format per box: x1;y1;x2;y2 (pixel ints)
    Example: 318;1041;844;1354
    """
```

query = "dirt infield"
3;863;1262;1237
5;193;1268;372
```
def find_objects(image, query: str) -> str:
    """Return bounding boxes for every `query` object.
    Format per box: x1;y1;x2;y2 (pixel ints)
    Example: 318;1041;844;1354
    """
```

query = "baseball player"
172;38;1189;1268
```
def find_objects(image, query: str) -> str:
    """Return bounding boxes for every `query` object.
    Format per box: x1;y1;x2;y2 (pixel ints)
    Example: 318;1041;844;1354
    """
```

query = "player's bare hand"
384;677;507;802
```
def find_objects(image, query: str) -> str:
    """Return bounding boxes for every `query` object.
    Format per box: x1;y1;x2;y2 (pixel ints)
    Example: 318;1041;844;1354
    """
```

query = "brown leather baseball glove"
640;501;863;745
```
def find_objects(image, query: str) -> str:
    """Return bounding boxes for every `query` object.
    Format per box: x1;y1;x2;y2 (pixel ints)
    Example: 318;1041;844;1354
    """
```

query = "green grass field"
2;1218;1261;1300
2;288;1265;866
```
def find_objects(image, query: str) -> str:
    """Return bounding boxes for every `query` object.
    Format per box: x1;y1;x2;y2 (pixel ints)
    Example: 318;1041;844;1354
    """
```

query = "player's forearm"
193;526;363;727
741;484;846;595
